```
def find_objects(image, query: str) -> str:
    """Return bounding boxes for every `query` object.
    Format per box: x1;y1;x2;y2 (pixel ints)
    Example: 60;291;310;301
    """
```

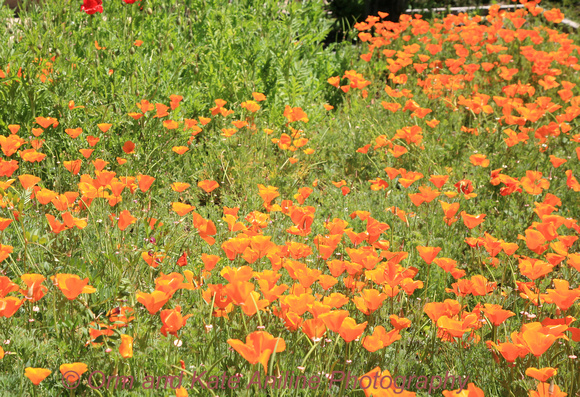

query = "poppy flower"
301;318;326;341
198;180;219;193
25;368;51;385
549;155;567;168
97;123;112;133
18;174;41;190
65;128;82;139
481;304;515;326
35;188;58;205
525;367;557;382
137;174;155;192
20;274;48;302
0;296;22;318
362;326;401;352
227;331;286;374
171;182;190;192
122;141;135;154
53;274;96;300
119;334;133;358
0;276;19;297
519;258;553;280
460;212;486;229
63;160;82;175
546;279;580;310
35;117;58;129
141;251;165;268
353;289;387;315
390;315;412;331
136;290;171;314
60;363;88;385
172;146;189;155
160;306;192;337
416;246;441;264
337;317;367;342
79;148;94;159
469;154;489;167
7;124;20;134
283;106;309;123
172;202;195;216
201;254;220;271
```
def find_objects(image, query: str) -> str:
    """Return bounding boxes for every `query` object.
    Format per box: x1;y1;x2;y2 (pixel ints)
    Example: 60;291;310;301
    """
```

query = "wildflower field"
0;0;579;395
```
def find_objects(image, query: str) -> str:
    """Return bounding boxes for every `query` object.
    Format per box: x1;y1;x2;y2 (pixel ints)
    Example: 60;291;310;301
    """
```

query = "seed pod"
169;43;174;51
146;8;153;15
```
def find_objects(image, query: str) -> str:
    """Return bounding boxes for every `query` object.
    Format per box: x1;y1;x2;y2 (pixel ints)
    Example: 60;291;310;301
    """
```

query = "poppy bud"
129;47;135;55
146;7;152;15
169;43;174;51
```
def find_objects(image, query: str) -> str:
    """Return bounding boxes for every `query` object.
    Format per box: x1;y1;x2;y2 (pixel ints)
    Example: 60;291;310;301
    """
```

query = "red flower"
123;0;139;3
81;0;103;14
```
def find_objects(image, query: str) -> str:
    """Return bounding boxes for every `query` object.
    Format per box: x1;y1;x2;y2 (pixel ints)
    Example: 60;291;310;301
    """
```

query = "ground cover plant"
0;0;579;395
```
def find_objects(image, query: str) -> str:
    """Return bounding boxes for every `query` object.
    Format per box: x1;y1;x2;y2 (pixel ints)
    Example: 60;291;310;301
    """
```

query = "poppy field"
1;0;580;395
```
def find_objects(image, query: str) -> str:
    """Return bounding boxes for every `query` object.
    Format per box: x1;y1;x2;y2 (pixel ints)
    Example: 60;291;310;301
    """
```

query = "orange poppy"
0;296;22;318
122;141;135;154
79;148;94;159
528;382;567;397
469;154;489;167
136;290;171;314
481;304;515;326
117;210;137;230
18;174;41;190
525;367;557;382
25;368;52;385
53;274;96;300
362;326;401;352
137;174;155;192
171;182;190;192
63;160;82;175
160;306;192;337
460;211;486;229
172;146;189;155
60;363;88;385
20;274;48;302
338;317;367;342
119;334;133;358
172;202;195;216
97;123;112;133
227;331;286;373
198;180;219;193
35;116;58;129
416;246;441;264
65;127;82;139
0;276;19;297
